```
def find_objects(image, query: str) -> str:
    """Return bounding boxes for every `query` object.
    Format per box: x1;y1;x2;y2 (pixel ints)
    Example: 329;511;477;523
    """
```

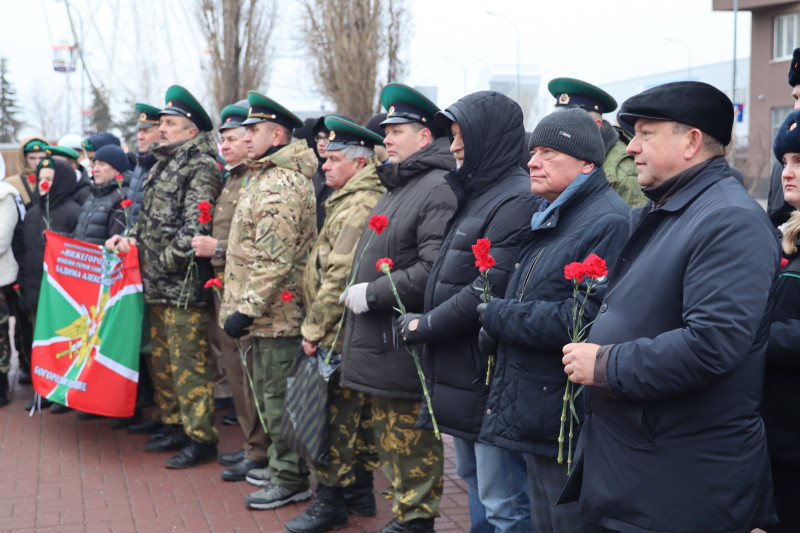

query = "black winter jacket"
128;151;156;225
762;242;800;467
410;91;540;439
479;167;630;457
339;137;457;400
72;171;132;245
20;160;82;311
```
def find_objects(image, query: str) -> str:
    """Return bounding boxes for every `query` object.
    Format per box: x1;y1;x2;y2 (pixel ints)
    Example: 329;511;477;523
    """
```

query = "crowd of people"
0;49;798;533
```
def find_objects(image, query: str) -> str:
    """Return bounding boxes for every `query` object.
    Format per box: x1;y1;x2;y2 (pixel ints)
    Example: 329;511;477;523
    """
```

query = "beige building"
714;0;800;179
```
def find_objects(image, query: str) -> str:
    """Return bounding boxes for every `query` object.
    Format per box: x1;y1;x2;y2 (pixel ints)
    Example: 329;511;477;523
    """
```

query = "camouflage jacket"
301;158;385;348
600;123;648;209
222;140;317;338
129;131;223;305
210;162;247;274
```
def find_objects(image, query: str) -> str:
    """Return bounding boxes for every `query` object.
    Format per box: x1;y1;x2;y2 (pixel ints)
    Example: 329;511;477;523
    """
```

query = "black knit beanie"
529;108;605;166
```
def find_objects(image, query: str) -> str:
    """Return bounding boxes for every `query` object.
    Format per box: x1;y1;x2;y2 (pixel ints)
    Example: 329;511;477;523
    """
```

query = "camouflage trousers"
0;289;10;376
252;336;309;491
149;303;219;445
311;374;378;487
371;395;443;521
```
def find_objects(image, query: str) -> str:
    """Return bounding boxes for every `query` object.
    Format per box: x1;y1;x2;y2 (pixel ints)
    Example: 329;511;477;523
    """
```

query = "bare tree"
195;0;277;118
300;0;411;124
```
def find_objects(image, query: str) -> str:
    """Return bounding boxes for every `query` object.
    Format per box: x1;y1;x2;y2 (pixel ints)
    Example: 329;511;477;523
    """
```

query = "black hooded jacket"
339;136;458;400
410;91;541;439
20;159;82;311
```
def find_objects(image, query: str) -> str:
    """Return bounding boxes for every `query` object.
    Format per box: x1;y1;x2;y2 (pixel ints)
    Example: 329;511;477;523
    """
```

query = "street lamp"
666;37;692;80
486;11;521;104
443;57;485;95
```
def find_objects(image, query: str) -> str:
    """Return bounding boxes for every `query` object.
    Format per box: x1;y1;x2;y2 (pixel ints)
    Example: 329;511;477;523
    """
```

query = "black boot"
165;440;217;469
368;517;435;533
0;373;8;408
345;468;376;516
143;425;188;452
284;484;349;533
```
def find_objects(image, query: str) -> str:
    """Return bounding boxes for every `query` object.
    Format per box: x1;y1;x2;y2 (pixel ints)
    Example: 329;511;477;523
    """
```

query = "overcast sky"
0;0;751;140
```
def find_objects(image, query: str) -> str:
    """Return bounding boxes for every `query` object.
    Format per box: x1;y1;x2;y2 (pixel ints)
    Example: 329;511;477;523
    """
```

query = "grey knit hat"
529;108;605;167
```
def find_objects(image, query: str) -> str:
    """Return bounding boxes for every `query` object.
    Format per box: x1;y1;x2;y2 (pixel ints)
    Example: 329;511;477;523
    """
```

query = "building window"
775;13;800;61
772;106;793;139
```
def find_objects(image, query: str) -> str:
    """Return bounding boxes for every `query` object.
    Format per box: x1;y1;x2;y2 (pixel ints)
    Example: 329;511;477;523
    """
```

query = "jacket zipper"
519;247;545;301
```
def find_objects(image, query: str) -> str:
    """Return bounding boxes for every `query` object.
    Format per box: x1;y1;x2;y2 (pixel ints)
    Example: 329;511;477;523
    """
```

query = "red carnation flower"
27;175;36;184
781;257;789;268
198;211;212;225
40;181;51;192
472;238;495;272
281;291;293;302
120;198;133;208
198;201;212;213
376;257;394;273
582;254;608;280
564;262;585;282
12;283;20;291
204;278;223;289
369;215;388;234
115;174;124;183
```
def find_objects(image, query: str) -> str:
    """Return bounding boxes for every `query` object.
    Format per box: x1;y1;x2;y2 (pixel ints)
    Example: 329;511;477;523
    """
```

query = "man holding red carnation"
106;85;223;469
396;90;539;533
477;107;630;533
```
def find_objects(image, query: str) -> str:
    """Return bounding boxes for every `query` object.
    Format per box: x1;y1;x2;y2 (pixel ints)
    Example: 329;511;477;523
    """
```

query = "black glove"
224;311;254;339
478;327;498;356
476;302;489;325
396;312;424;345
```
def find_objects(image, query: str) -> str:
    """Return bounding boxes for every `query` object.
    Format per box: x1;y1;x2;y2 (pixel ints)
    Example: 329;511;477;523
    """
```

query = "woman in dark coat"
20;158;82;315
762;109;800;533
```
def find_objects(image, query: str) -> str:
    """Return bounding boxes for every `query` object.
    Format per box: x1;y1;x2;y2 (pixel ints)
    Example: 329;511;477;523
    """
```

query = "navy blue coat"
411;91;540;439
479;166;630;456
571;157;779;533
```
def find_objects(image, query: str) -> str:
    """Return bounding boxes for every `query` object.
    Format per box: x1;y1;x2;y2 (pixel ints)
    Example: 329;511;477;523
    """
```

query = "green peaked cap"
161;85;213;132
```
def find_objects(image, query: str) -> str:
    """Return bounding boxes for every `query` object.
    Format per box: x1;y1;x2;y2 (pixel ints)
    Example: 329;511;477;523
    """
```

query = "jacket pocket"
513;370;571;442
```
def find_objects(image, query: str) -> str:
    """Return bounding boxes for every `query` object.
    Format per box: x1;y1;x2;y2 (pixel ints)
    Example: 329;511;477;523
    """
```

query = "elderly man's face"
322;149;362;190
528;146;590;203
450;122;465;168
159;115;196;145
627;118;691;189
137;125;160;154
26;151;47;170
92;160;117;185
220;127;249;167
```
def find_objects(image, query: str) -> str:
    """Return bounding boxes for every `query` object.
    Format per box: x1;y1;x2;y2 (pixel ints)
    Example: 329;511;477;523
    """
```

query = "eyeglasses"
315;133;328;142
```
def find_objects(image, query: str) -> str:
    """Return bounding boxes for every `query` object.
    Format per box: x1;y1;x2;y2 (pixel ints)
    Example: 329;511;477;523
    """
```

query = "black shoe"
110;415;140;430
17;369;31;385
146;423;172;442
222;409;238;425
49;403;72;414
127;418;163;435
165;440;217;469
214;397;233;410
345;468;376;516
285;485;348;533
24;397;52;411
222;458;267;482
368;518;435;533
143;425;189;453
218;448;245;466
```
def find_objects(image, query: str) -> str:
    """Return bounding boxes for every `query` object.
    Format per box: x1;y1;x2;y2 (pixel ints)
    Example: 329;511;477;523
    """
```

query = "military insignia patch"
559;93;570;105
388;105;395;117
140;113;147;121
329;130;336;140
33;145;40;151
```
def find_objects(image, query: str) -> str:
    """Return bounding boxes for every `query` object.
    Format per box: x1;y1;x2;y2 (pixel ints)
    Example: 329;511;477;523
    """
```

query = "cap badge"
225;117;232;123
33;145;40;151
42;160;50;167
387;106;395;117
168;101;173;106
559;93;570;105
140;113;147;121
329;131;336;140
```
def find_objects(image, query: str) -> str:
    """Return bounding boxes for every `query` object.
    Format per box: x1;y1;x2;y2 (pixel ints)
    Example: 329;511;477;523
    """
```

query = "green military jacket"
210;162;247;275
130;131;222;305
600;123;648;209
301;158;385;348
222;140;317;338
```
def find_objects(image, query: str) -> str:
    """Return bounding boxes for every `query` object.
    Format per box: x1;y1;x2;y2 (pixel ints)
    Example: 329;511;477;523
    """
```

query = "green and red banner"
32;231;144;417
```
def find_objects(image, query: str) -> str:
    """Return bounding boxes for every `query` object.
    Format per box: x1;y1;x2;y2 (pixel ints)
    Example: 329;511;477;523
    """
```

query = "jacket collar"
376;136;452;190
531;167;611;230
645;157;728;213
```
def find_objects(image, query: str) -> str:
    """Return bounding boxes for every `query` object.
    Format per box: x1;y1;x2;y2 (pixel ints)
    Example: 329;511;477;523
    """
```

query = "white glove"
342;283;369;314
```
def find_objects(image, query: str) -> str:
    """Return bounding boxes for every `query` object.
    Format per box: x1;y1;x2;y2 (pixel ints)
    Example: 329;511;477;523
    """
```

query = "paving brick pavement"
0;358;471;533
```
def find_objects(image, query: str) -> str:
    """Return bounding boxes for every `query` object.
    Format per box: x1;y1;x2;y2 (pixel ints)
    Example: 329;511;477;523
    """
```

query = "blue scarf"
530;168;596;229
